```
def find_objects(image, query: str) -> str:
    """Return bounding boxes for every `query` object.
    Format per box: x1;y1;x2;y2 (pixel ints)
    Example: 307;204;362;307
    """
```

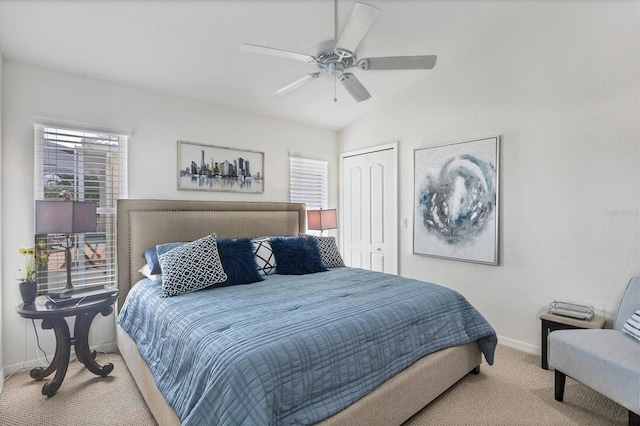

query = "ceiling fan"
240;2;437;103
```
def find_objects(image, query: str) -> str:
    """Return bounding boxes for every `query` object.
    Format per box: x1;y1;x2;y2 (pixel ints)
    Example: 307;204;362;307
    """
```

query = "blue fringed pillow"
270;236;328;275
217;238;264;286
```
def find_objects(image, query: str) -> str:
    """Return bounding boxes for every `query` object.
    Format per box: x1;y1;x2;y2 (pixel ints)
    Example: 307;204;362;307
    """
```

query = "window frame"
33;119;129;293
289;155;329;211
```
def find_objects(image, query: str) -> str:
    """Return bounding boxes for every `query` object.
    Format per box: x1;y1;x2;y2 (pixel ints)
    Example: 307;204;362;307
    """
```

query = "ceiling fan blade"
356;55;438;70
340;73;371;102
335;3;379;57
240;43;316;64
273;72;323;97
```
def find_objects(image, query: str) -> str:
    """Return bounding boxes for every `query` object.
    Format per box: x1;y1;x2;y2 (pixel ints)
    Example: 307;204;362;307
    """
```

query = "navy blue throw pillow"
270;236;328;275
217;238;264;286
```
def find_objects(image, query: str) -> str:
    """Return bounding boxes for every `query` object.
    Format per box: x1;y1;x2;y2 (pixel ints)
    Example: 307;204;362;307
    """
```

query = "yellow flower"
17;246;38;283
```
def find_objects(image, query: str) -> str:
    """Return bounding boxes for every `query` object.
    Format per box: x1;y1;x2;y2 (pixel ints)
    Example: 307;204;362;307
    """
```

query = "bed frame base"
117;325;481;426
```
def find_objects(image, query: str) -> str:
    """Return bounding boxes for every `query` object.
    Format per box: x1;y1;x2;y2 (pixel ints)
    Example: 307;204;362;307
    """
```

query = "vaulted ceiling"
0;1;525;130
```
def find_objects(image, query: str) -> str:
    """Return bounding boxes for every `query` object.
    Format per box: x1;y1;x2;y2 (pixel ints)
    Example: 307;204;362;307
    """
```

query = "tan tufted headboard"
116;199;306;307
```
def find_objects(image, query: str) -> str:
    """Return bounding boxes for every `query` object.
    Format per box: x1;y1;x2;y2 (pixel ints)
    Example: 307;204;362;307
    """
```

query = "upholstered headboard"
116;199;306;307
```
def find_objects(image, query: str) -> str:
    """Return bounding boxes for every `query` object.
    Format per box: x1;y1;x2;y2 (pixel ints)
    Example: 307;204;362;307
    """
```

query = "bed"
115;199;497;425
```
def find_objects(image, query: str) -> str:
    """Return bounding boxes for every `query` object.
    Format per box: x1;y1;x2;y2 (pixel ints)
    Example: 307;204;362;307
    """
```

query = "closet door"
341;145;397;274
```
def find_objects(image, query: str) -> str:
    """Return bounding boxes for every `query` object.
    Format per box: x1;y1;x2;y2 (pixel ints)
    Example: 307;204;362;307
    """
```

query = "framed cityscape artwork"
413;136;499;265
177;140;264;193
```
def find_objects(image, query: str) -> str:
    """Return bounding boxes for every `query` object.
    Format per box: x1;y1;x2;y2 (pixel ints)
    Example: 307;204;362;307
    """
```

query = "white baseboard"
497;334;539;356
3;341;117;378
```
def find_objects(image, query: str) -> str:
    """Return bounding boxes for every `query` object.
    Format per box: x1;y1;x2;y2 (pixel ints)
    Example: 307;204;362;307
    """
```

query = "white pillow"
622;309;640;342
138;264;162;284
158;234;227;297
252;237;277;275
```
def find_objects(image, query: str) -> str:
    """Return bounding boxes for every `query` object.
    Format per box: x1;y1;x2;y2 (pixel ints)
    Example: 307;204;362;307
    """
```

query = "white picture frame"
413;136;500;265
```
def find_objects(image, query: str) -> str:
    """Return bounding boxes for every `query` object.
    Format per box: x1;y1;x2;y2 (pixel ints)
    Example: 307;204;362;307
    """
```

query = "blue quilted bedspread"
117;268;497;425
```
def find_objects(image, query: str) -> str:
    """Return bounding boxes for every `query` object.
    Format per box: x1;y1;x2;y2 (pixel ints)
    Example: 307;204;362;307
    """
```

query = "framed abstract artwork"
177;140;264;193
413;136;499;265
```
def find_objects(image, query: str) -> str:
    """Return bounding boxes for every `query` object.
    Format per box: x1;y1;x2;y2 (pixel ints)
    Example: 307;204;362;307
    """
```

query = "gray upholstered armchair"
549;276;640;425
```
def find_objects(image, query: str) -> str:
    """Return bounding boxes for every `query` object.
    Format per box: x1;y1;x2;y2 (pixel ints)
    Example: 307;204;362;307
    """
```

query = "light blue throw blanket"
117;268;497;425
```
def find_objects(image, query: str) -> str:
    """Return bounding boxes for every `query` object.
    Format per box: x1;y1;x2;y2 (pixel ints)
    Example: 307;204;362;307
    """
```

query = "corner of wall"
0;50;5;392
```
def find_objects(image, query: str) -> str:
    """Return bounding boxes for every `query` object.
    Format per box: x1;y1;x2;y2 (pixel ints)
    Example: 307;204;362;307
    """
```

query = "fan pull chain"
334;74;338;102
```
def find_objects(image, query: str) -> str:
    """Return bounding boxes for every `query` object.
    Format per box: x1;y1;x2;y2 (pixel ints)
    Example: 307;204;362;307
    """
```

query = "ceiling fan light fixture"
328;62;344;77
241;1;436;102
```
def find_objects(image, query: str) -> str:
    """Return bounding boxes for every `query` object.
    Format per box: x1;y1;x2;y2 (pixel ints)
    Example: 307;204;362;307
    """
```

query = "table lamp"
307;208;337;235
35;200;97;296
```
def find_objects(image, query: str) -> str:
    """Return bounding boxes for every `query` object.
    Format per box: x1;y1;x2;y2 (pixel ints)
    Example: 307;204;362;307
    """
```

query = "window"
289;156;328;210
33;122;128;293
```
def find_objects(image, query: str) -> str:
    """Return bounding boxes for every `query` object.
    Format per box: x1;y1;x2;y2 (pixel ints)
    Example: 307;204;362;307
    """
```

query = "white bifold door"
341;145;397;274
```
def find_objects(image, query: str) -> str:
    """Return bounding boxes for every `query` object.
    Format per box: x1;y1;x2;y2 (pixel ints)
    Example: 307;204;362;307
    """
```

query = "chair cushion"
549;328;640;414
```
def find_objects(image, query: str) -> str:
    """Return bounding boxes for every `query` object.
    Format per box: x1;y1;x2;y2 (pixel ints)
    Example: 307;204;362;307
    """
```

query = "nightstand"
539;311;606;370
16;288;118;396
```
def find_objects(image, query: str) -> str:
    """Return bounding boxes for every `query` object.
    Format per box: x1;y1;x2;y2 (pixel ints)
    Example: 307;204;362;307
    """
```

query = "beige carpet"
0;345;627;425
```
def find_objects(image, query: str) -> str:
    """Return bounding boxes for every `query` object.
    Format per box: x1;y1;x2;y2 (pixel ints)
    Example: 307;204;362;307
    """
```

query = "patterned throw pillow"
252;238;276;276
623;309;640;341
158;234;227;297
299;234;345;268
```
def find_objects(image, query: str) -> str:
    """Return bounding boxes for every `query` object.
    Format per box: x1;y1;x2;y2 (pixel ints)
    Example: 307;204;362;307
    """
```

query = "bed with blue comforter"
117;267;497;426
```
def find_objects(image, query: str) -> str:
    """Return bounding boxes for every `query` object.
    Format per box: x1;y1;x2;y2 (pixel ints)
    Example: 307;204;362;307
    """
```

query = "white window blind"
289;156;328;210
34;124;128;293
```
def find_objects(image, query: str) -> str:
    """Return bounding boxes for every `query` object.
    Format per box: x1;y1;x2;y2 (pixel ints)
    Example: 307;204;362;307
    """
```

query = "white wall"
1;59;337;373
0;51;4;390
340;1;639;353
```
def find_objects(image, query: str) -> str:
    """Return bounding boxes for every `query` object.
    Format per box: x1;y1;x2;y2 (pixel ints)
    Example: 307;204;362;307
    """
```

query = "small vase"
19;281;37;304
